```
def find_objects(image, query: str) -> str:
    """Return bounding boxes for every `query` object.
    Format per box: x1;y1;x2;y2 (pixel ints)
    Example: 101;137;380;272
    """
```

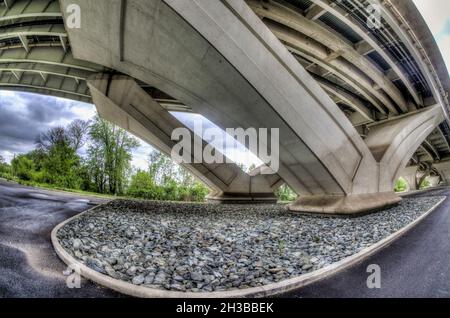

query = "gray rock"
153;271;167;285
85;257;106;275
190;272;204;282
132;275;145;285
56;196;444;293
144;273;155;285
72;239;82;250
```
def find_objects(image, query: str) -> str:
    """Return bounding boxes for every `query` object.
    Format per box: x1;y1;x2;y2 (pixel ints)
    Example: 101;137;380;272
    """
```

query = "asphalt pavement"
0;179;122;297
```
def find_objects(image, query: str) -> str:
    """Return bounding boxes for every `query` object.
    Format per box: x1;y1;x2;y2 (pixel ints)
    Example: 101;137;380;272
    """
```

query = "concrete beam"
0;47;102;72
311;74;374;123
432;161;450;185
0;84;91;102
401;165;418;191
309;0;422;107
0;62;89;82
3;0;16;9
423;140;441;161
0;25;67;41
18;35;29;52
436;127;450;153
365;105;445;190
0;0;62;22
305;4;326;20
355;40;375;56
249;0;407;113
377;0;449;118
59;36;68;53
418;145;434;162
288;44;388;115
87;74;279;202
266;20;397;115
0;71;90;100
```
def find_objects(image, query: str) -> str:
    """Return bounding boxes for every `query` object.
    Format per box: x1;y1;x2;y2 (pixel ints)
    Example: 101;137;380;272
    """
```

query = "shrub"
11;155;35;181
394;177;408;192
419;178;431;190
127;170;209;202
275;184;297;202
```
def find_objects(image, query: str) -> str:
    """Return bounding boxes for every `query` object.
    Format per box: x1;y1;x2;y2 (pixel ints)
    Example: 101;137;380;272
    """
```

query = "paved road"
0;179;122;297
1;179;449;298
283;187;450;298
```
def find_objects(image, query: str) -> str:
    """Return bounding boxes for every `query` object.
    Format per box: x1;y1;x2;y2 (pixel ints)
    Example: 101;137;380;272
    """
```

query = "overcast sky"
413;0;450;75
0;1;449;170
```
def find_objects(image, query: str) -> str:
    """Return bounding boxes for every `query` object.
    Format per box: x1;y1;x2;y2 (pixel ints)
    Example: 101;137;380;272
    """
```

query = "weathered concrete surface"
402;166;419;191
365;106;444;192
289;192;401;216
433;161;450;186
87;74;280;203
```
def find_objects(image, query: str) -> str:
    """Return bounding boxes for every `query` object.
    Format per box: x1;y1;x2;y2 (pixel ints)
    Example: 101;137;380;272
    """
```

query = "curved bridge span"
1;0;450;214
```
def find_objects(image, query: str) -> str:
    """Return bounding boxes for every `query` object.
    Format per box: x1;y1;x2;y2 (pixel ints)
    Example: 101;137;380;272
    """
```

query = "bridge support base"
289;192;401;216
207;192;279;204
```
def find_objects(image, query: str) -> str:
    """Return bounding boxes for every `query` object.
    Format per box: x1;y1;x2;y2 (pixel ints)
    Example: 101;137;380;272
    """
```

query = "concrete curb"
399;186;447;197
51;196;446;298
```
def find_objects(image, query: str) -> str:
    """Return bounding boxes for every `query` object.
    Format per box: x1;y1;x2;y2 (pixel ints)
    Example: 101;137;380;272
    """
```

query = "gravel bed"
57;196;444;293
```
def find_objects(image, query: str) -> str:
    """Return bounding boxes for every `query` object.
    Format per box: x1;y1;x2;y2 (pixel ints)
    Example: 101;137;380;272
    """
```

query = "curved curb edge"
51;196;447;298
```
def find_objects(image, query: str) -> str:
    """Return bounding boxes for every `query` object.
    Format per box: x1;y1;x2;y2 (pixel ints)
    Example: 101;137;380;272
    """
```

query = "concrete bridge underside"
1;0;450;214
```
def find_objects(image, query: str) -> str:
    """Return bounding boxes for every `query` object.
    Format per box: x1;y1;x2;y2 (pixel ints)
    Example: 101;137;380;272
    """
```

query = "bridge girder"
248;0;409;114
0;0;102;103
0;0;61;23
308;0;423;107
266;20;399;115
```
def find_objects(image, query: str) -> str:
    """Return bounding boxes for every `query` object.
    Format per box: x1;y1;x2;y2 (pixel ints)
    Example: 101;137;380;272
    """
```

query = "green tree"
67;119;91;151
34;124;86;188
87;117;139;195
275;184;297;202
36;120;90;153
179;166;196;187
11;155;35;181
419;177;431;190
85;145;107;193
127;150;210;202
148;150;177;186
42;141;81;188
128;170;156;199
394;177;408;192
27;148;48;172
0;155;12;178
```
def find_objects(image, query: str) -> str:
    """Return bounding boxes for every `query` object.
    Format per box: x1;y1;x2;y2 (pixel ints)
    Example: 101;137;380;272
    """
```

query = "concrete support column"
428;175;441;188
401;166;419;191
87;74;280;203
432;161;450;186
365;106;445;192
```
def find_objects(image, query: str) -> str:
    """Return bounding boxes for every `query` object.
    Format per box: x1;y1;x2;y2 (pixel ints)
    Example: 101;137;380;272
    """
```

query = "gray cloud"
0;91;96;161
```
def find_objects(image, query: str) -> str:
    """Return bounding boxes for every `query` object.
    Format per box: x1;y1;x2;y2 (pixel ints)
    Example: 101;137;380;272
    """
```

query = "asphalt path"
0;179;122;298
